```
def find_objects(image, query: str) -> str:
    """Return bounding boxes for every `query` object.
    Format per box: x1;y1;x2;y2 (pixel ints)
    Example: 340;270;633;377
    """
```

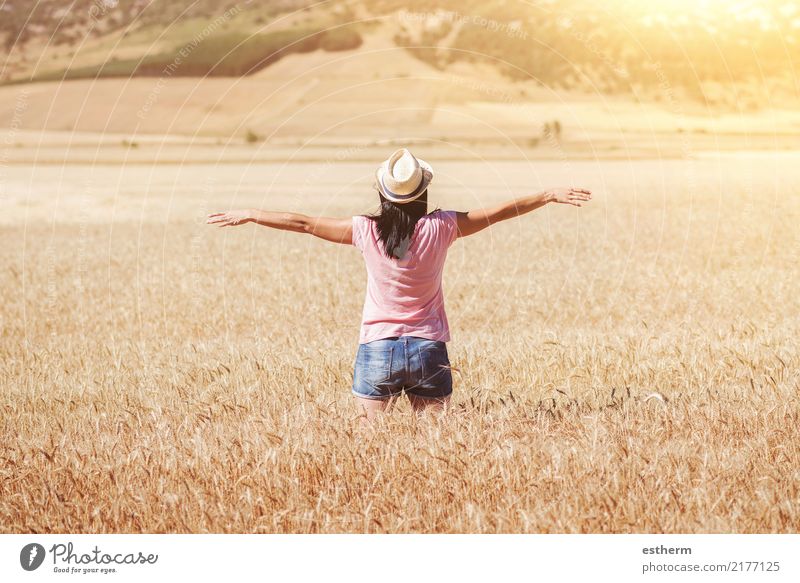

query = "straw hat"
374;148;433;204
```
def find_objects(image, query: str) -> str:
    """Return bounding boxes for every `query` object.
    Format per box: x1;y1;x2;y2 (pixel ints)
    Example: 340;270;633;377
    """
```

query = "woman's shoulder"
427;208;456;219
423;209;458;245
353;213;377;229
426;209;458;225
352;214;376;250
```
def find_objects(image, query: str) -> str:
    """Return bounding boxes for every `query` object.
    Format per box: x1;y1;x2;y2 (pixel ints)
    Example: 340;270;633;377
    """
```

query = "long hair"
365;188;438;259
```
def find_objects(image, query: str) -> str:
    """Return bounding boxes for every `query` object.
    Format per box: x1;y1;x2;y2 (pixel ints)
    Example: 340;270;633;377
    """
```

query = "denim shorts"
352;336;453;400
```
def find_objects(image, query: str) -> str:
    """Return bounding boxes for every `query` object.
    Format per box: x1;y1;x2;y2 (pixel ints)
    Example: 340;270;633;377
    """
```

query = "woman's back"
352;209;459;344
207;145;590;420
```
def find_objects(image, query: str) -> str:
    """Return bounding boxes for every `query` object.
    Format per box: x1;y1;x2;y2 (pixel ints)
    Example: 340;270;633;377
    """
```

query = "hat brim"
374;158;434;204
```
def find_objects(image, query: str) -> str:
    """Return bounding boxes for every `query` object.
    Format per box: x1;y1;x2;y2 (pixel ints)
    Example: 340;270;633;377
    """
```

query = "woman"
207;148;591;420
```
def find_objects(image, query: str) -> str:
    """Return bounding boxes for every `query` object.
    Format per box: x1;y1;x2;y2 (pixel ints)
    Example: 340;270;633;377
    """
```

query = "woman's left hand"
206;210;252;227
548;188;592;206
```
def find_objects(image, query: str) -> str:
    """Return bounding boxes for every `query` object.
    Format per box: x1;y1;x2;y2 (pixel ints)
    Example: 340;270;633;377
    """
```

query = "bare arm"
206;209;352;244
455;187;592;238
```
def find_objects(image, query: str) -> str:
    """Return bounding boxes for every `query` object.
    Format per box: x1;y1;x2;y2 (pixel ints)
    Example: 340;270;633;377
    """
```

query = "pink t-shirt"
352;209;459;344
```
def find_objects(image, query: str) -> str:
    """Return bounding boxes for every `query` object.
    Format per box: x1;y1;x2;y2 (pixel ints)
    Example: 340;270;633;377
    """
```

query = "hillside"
2;0;799;109
1;0;799;159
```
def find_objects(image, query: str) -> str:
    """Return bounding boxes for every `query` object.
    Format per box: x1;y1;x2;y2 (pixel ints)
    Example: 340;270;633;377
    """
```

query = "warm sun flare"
613;0;796;29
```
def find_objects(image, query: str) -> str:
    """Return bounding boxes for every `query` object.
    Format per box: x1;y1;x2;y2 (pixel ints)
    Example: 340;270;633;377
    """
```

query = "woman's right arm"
455;187;591;238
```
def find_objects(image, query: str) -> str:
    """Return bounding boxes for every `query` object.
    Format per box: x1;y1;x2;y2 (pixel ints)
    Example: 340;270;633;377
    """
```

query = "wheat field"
1;156;799;533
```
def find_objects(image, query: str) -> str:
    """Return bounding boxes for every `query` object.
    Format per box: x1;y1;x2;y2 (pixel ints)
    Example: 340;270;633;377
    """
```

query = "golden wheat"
1;159;798;533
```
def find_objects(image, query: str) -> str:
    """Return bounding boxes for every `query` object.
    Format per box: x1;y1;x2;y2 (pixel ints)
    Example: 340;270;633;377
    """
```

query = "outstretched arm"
455;187;591;238
206;209;352;244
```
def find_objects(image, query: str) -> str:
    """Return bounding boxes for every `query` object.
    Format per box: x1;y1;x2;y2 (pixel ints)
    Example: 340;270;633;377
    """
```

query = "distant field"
1;156;798;533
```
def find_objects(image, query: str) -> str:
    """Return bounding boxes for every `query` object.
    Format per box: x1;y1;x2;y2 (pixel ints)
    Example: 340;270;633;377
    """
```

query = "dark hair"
365;188;439;259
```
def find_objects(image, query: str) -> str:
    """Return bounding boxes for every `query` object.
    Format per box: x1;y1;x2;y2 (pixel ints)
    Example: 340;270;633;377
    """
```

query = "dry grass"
1;158;799;533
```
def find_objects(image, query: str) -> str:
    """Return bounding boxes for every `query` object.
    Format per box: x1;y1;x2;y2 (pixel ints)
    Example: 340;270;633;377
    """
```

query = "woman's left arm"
206;209;352;244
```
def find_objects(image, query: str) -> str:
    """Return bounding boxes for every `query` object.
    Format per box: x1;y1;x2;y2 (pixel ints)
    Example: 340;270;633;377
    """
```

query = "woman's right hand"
548;187;592;206
206;209;253;227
